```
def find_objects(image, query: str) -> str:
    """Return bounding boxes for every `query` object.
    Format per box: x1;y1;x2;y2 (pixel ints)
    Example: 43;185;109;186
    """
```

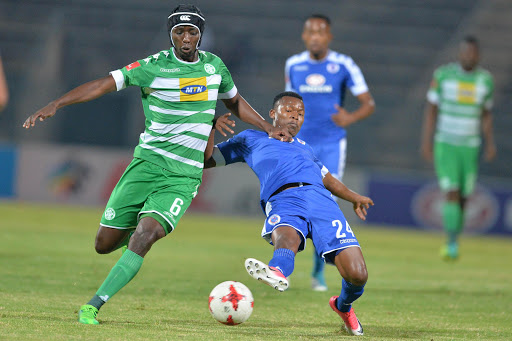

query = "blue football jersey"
285;50;369;143
216;130;329;203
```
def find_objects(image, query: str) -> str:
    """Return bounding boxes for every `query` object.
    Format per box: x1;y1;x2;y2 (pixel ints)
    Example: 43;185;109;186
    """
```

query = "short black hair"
462;35;479;47
272;91;303;108
306;14;331;26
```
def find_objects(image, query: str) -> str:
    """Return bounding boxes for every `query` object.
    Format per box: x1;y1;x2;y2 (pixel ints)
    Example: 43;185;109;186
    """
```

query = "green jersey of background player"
420;35;496;260
23;4;291;325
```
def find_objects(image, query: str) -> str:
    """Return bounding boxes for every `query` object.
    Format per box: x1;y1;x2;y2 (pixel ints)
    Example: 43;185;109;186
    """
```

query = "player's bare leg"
127;217;166;257
245;225;299;292
329;247;367;336
79;217;166;324
94;226;132;254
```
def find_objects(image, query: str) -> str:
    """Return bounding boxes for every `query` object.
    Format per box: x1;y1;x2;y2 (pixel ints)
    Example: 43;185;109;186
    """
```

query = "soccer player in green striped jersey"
421;36;497;260
23;4;291;325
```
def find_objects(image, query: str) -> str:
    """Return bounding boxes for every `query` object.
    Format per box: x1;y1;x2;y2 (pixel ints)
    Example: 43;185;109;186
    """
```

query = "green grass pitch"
0;202;511;340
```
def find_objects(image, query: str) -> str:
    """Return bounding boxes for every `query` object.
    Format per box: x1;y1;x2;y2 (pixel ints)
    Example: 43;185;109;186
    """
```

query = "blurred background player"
23;4;290;325
420;35;496;260
0;53;9;112
205;92;373;336
284;14;375;291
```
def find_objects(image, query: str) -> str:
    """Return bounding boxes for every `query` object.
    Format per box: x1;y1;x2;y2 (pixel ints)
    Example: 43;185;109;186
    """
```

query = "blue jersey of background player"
285;14;375;292
285;14;375;180
205;92;374;336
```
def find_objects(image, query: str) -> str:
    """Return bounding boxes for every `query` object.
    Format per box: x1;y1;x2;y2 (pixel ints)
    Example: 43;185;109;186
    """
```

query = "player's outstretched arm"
23;75;117;129
221;93;291;142
323;173;374;220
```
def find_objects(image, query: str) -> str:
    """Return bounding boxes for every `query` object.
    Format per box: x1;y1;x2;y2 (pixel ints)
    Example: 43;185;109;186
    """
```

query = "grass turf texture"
0;201;511;340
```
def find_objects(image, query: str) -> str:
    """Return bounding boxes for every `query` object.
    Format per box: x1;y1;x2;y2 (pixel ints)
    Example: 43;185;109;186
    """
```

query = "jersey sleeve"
217;60;238;99
345;57;369;96
284;57;295;91
426;68;442;104
216;132;248;165
109;57;152;91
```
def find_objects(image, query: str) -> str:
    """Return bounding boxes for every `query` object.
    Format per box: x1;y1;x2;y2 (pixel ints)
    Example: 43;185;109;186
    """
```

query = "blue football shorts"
261;184;360;264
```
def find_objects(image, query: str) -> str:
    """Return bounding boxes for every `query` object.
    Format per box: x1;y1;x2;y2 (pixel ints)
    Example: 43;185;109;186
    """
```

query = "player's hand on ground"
331;105;354;127
352;196;374;221
214;113;236;137
268;125;292;142
23;103;58;129
484;142;496;162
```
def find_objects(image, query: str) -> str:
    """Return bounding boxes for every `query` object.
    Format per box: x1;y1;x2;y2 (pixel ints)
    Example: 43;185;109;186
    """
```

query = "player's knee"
446;190;460;201
345;263;368;286
271;226;301;252
350;268;368;286
94;238;113;254
133;219;166;246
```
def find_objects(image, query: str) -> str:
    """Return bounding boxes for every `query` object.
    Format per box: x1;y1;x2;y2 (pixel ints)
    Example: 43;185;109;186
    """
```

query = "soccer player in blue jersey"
285;14;375;291
205;92;374;336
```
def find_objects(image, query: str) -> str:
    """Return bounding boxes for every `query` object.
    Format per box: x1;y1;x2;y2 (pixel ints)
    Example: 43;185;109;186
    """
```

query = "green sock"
442;201;462;243
95;249;143;303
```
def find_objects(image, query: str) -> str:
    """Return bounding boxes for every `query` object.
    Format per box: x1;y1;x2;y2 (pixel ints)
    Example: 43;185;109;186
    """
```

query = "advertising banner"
366;173;512;235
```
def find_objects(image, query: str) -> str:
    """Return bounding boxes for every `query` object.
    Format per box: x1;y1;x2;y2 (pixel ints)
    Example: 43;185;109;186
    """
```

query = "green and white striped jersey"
110;48;237;179
427;63;494;147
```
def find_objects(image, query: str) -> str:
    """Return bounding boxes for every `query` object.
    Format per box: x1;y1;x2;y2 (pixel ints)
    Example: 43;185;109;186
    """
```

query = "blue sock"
268;248;295;277
337;278;365;313
312;248;325;277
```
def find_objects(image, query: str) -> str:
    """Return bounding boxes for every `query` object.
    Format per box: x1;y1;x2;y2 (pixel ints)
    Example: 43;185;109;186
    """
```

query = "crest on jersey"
327;63;340;73
306;73;326;86
268;214;281;226
204;63;216;74
104;208;116;220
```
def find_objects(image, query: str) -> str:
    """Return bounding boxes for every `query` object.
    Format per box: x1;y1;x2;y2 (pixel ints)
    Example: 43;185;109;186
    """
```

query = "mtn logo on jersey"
457;82;477;104
181;85;206;94
299;73;333;93
180;77;208;101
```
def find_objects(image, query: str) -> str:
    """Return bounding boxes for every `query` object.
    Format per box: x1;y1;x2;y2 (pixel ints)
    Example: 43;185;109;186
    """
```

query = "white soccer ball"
208;281;254;325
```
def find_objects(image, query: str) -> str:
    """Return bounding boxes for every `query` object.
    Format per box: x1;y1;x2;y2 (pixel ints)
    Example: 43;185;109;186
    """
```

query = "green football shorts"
433;141;479;197
100;158;201;234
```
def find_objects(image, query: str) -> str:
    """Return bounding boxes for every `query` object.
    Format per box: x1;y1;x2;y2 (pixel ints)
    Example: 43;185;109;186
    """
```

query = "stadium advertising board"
17;144;132;206
366;173;512;235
